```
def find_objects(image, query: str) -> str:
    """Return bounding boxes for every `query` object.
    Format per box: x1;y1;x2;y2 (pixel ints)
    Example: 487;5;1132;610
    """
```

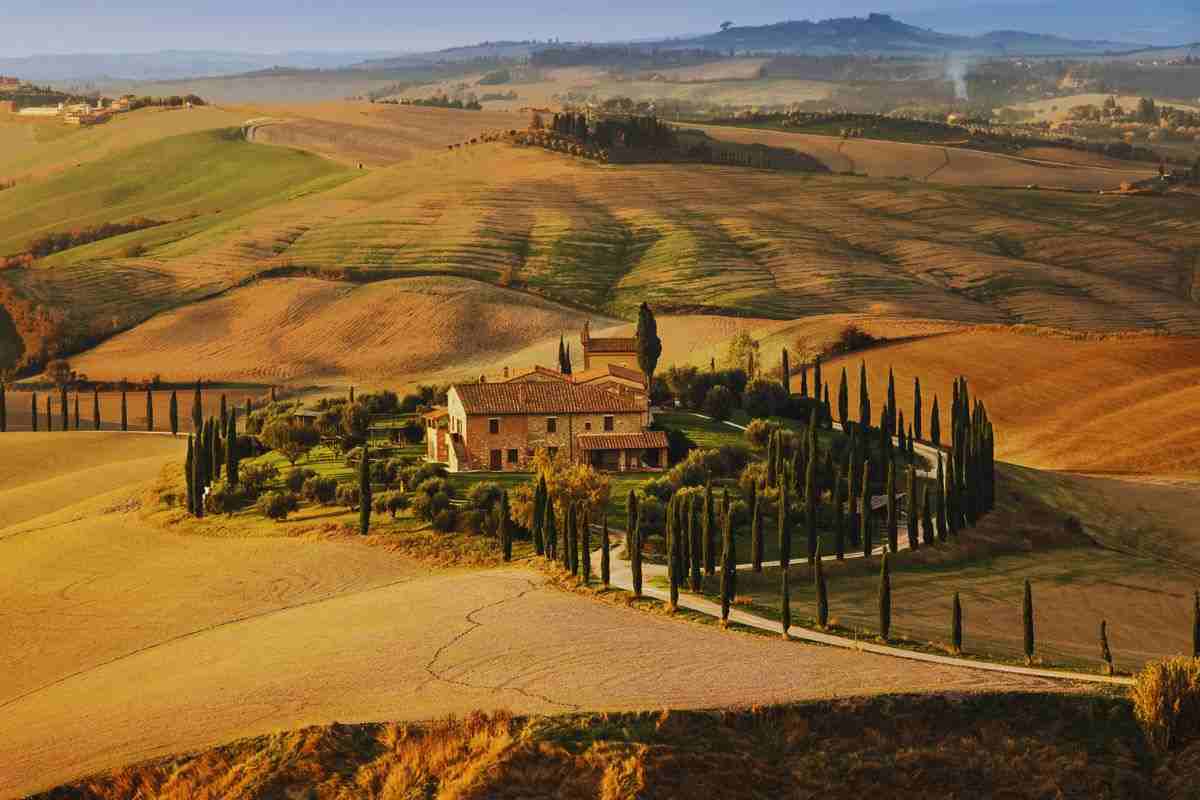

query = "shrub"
641;476;675;503
401;464;448;491
412;488;452;521
336;483;362;510
385;492;409;517
302;475;338;505
824;324;884;357
467;481;503;512
205;479;250;515
416;477;453;499
462;509;487;534
401;420;424;444
742;378;788;419
744;418;780;449
739;463;767;496
286;468;317;494
372;491;393;515
1132;657;1200;752
257;490;299;521
432;508;457;532
703;385;736;421
634;495;666;536
239;462;279;494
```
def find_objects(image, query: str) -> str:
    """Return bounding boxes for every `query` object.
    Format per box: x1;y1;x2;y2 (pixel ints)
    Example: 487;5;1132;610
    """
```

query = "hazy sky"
4;0;1195;55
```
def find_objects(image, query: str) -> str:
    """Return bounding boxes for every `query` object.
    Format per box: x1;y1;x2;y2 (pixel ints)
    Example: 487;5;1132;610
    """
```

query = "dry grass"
1009;94;1200;124
69;275;620;385
1132;657;1200;752
816;325;1200;474
38;692;1184;799
685;122;1160;188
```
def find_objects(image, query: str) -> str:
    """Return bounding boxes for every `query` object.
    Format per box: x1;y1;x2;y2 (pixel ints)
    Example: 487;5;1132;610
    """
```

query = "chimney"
503;366;509;379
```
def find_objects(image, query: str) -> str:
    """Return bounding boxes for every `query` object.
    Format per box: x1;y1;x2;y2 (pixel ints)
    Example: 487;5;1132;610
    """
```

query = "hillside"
6;134;1199;376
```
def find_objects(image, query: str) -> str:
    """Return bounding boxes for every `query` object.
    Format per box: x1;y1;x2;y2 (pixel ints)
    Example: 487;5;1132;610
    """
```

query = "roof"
584;336;638;354
576;431;669;451
504;365;570;383
451;381;646;415
573;363;646;387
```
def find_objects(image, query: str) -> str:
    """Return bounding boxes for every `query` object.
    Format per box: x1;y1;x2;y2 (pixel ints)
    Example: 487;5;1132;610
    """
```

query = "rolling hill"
3;125;1199;376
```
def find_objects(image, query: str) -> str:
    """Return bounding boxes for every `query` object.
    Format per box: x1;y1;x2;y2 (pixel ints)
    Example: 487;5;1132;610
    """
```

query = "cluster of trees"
523;458;611;584
394;94;482;111
123;94;205;110
182;386;247;517
546;112;677;150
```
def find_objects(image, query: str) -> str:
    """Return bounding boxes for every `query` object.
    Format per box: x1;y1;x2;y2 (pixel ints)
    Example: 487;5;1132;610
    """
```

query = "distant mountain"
0;50;405;83
681;14;1142;55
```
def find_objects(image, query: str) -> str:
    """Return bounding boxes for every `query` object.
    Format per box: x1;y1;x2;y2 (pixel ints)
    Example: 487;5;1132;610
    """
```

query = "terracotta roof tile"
576;431;669;451
452;382;646;415
574;363;646;387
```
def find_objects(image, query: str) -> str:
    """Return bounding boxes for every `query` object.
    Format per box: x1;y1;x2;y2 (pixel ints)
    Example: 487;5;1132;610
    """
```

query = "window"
603;415;614;432
546;417;557;433
507;448;519;464
548;447;559;459
490;449;503;470
489;418;500;435
584;421;592;431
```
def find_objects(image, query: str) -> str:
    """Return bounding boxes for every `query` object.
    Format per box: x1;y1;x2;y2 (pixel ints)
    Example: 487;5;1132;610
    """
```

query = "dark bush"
302;476;338;505
432;508;457;532
703;385;736;421
742;378;788;419
257;490;299;521
286;468;317;494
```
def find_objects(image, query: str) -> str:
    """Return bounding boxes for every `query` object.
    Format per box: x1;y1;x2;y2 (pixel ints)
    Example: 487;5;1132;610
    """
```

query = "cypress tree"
120;390;127;431
601;512;611;587
185;434;195;514
635;302;663;383
145;388;153;431
951;591;963;654
860;460;871;558
805;444;818;563
169;391;178;435
31;391;37;431
781;347;790;394
833;463;845;560
270;386;277;402
210;417;221;480
921;485;934;546
704;481;716;576
815;537;828;629
720;505;734;626
800;364;808;397
689;495;702;591
846;453;859;548
822;384;831;429
581;505;591;582
359;443;371;535
60;387;68;431
667;497;679;611
226;411;239;487
531;479;545;556
914;377;923;440
780;554;792;639
564;503;575;573
751;490;764;573
244;397;251;425
631;507;643;598
837;367;849;425
0;381;5;432
499;492;513;561
1023;579;1035;665
898;408;905;449
46;395;52;431
92;387;100;430
931;395;941;446
766;432;778;488
813;355;822;402
1194;590;1200;659
906;465;918;551
859;359;868;429
886;368;897;435
625;489;637;560
191;382;203;433
886;460;898;553
1100;619;1114;675
219;394;228;430
878;552;891;641
192;429;205;518
778;481;791;574
73;391;80;430
544;501;558;561
936;453;949;541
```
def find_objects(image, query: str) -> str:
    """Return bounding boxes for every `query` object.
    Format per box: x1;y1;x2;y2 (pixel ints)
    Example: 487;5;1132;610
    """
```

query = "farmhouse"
433;381;665;473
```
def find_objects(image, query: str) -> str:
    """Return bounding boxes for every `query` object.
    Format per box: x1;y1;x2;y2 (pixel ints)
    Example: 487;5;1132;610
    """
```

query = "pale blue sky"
3;0;1195;56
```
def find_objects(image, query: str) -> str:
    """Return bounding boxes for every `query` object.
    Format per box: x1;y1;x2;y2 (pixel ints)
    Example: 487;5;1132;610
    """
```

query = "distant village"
0;75;203;125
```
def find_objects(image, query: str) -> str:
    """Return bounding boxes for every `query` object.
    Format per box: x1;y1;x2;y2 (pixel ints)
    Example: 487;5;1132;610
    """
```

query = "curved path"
1;437;1073;798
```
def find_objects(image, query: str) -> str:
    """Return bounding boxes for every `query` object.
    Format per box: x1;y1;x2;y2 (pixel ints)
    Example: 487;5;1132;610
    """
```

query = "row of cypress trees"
184;385;241;517
529;475;612;587
0;381;226;436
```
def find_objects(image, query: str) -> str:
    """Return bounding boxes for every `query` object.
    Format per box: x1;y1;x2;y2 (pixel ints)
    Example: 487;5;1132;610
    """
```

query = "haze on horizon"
4;0;1197;57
